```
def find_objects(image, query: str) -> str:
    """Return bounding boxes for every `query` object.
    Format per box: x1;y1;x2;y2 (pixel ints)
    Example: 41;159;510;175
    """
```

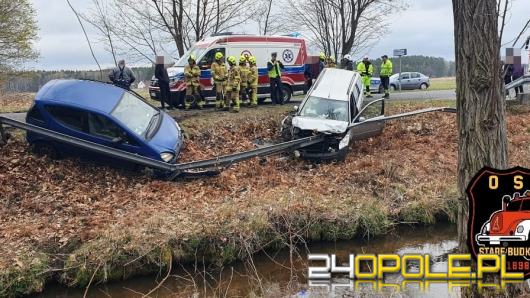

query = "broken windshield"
299;96;349;122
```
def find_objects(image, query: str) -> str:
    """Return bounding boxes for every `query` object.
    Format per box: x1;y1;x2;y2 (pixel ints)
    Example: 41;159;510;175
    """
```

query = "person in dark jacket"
155;56;173;110
342;54;354;71
109;59;136;90
512;65;524;95
267;52;285;105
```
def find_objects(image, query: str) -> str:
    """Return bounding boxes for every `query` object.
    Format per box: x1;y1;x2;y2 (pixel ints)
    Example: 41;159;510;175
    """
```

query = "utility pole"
393;48;407;91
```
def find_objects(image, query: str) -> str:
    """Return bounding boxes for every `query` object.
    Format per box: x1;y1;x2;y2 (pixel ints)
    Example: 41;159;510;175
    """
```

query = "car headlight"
517;225;524;234
339;131;352;150
160;152;175;162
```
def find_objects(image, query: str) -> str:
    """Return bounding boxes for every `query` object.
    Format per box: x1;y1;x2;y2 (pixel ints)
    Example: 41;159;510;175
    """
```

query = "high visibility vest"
268;61;282;78
380;60;393;77
356;62;374;76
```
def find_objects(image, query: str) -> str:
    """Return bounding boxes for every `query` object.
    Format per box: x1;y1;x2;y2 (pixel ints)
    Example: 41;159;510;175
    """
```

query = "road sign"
393;49;407;56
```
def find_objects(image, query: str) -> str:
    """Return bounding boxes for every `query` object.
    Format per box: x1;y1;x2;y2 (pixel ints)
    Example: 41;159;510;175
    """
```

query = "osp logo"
467;166;530;278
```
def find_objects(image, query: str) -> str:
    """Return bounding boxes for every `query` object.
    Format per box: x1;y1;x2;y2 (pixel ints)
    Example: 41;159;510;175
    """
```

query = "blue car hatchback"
26;79;183;165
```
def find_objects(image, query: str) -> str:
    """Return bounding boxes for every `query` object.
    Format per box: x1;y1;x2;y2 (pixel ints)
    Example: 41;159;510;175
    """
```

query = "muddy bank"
1;102;529;296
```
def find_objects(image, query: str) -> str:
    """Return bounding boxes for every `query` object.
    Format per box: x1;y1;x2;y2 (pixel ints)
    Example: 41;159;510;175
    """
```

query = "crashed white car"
281;68;385;161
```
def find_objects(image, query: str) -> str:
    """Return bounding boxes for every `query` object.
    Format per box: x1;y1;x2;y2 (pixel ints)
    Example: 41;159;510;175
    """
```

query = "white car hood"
167;66;184;77
292;116;348;134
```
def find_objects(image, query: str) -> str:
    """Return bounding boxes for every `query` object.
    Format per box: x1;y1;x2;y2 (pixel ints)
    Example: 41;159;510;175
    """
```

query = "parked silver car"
372;72;431;92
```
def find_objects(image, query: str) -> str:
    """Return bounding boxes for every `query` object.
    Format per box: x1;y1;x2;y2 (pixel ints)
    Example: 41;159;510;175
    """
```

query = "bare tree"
285;0;404;59
81;0;118;66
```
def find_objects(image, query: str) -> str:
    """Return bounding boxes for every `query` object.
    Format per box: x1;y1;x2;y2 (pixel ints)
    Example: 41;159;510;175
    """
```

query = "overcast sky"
29;0;530;70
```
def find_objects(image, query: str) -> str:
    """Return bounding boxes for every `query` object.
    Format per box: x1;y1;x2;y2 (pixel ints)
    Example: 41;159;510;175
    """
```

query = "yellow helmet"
227;56;237;64
248;56;257;64
319;52;326;60
188;54;196;62
239;55;247;64
215;52;223;60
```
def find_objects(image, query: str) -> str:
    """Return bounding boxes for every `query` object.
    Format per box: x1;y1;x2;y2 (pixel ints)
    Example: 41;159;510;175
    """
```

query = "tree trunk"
452;0;508;253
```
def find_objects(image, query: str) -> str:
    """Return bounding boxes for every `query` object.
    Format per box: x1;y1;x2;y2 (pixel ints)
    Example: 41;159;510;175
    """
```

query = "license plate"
150;92;156;97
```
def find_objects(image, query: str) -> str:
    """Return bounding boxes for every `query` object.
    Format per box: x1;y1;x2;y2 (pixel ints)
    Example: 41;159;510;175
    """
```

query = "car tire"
390;84;396;91
420;83;428;90
258;98;266;104
281;84;292;103
31;141;61;159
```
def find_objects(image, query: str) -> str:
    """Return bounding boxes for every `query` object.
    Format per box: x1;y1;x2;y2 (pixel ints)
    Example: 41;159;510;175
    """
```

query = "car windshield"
299;96;349;122
111;92;158;138
176;47;207;67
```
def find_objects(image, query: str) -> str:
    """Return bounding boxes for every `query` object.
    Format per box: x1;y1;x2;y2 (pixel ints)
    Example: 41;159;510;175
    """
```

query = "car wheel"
31;141;61;159
281;84;292;103
420;83;428;90
390;84;396;91
378;85;384;94
258;98;266;104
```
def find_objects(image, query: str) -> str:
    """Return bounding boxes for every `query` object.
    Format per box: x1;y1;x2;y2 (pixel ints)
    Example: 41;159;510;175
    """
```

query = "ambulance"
149;34;309;106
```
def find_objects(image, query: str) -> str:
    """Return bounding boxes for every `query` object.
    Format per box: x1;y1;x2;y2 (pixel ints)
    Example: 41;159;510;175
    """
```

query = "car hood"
168;67;185;78
292;116;348;134
148;112;183;155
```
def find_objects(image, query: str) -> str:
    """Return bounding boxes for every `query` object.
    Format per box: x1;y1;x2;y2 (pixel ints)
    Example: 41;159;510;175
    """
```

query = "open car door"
348;99;385;140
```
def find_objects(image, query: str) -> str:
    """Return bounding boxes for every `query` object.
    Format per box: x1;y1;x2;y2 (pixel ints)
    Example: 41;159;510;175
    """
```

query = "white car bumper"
476;234;527;245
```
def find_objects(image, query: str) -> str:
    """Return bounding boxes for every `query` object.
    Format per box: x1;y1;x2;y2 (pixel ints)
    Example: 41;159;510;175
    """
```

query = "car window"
88;113;123;139
27;105;45;123
507;200;522;211
299;96;349;122
401;74;410;80
176;46;208;67
198;48;225;69
521;200;530;211
45;105;87;132
411;73;420;78
111;91;158;138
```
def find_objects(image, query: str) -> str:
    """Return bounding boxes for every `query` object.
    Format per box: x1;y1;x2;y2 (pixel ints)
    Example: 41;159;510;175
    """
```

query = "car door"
399;73;412;89
348;99;385;140
44;105;91;156
410;72;422;89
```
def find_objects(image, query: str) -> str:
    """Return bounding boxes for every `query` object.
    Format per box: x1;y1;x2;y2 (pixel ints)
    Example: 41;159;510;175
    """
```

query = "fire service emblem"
467;166;530;278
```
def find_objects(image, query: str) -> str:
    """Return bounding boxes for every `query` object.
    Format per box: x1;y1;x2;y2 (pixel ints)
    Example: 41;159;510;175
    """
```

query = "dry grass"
0;100;529;296
0;92;34;113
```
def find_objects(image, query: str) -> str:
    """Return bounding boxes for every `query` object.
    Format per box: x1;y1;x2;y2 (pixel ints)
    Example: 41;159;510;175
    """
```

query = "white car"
281;68;385;161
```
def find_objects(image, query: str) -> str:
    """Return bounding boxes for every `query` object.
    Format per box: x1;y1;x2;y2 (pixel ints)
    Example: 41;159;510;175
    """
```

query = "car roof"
310;68;359;101
35;79;125;114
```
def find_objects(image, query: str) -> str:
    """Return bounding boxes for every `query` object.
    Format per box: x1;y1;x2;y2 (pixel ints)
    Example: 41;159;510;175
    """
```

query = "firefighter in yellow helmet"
239;55;250;106
325;56;336;68
319;52;326;73
184;54;203;109
357;56;374;98
211;51;227;109
225;56;241;112
247;56;259;107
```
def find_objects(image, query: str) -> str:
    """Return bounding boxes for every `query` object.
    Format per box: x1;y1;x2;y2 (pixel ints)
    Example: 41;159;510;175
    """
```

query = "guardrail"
505;74;530;91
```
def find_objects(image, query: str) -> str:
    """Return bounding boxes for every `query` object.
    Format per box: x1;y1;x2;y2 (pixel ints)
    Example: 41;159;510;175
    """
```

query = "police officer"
357;56;374;98
211;52;228;109
239;55;250;106
184;55;203;109
267;52;284;105
226;56;241;112
109;59;136;90
342;54;354;71
380;55;393;99
247;56;259;107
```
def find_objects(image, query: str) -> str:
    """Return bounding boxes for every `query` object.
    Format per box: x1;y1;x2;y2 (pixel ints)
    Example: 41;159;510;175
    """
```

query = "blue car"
26;79;183;165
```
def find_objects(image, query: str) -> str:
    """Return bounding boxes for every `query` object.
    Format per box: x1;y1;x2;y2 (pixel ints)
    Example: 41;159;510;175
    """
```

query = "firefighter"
184;55;203;110
211;52;228;109
325;56;337;68
319;52;326;73
239;55;250;106
247;56;259;107
357;56;374;98
380;55;393;99
225;56;241;112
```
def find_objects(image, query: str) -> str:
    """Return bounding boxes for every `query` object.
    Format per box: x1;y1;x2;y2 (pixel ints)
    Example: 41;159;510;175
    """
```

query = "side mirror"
502;195;511;211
